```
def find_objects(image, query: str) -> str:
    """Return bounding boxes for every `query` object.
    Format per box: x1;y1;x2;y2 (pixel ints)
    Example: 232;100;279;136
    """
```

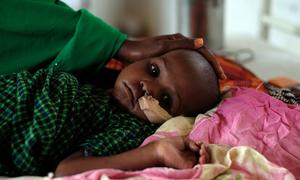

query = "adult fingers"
197;46;227;80
156;37;226;80
153;33;187;41
160;38;203;53
159;39;226;80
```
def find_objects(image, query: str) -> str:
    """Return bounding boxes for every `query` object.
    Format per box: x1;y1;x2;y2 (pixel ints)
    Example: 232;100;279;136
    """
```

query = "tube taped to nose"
138;95;172;123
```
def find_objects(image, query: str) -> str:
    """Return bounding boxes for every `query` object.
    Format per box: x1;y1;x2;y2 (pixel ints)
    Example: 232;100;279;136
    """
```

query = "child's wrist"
152;140;168;167
144;141;164;167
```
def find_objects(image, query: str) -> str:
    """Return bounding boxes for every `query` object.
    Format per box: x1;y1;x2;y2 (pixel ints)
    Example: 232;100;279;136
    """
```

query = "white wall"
88;0;179;36
62;0;81;10
224;0;262;39
224;0;300;56
63;0;300;55
269;0;300;56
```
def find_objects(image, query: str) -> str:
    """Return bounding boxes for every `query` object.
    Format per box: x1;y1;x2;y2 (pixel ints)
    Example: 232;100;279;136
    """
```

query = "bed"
7;55;300;180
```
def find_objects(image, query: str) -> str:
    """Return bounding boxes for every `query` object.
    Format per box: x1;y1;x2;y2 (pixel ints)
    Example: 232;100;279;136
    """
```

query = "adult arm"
0;1;207;76
0;0;126;77
117;37;227;80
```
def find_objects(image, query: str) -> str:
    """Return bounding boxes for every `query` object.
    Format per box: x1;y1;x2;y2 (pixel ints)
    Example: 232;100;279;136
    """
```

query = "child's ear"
197;46;227;80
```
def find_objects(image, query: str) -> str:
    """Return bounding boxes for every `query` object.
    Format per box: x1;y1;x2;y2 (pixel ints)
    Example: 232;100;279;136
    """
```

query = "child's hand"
116;33;199;63
55;136;210;176
198;143;210;164
154;136;201;169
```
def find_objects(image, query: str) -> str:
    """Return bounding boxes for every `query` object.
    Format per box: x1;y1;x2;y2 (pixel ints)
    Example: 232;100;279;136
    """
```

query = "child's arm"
55;136;200;177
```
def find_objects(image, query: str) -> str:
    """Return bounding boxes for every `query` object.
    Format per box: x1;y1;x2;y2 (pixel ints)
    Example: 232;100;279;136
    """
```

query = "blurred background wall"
63;0;300;55
62;0;300;80
63;0;225;50
63;0;179;36
225;0;300;56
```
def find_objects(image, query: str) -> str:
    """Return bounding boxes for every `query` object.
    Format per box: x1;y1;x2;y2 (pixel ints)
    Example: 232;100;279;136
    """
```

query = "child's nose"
140;80;156;97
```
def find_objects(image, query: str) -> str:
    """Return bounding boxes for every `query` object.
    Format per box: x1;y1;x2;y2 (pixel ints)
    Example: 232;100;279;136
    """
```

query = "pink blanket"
60;87;298;180
190;87;300;179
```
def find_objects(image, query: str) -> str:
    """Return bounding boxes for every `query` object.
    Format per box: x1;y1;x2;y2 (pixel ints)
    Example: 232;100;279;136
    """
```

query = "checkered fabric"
265;83;300;105
0;69;158;176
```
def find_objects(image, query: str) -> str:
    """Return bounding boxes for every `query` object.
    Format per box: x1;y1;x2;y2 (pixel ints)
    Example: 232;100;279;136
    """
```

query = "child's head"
112;49;220;120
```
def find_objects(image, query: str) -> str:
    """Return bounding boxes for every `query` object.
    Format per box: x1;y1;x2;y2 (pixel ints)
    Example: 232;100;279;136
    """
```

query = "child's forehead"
164;49;219;80
162;51;212;84
164;49;206;62
165;49;200;56
163;49;207;70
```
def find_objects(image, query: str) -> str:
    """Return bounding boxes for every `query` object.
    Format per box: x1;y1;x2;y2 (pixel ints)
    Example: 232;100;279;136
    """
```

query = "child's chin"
111;94;149;121
129;107;149;122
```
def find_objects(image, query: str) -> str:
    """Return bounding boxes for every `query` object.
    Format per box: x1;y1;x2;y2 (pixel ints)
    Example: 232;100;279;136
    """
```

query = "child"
0;0;225;177
0;48;221;177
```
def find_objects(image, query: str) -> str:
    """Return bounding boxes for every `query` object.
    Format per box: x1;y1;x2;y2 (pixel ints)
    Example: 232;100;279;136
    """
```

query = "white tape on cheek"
138;95;172;123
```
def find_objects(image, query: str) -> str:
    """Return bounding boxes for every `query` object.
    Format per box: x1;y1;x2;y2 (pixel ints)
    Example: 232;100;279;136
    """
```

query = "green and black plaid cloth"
0;69;158;176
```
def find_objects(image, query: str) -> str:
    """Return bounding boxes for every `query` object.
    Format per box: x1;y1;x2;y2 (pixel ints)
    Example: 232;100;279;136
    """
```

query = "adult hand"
115;33;226;80
198;46;227;80
115;33;202;63
154;136;203;169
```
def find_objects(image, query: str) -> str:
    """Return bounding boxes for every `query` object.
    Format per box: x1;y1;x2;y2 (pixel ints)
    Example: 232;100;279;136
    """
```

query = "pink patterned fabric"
62;167;203;180
60;87;298;180
140;131;179;147
190;87;300;179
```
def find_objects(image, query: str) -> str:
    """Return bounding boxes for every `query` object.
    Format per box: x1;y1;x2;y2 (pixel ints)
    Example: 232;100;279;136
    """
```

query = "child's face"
113;49;218;120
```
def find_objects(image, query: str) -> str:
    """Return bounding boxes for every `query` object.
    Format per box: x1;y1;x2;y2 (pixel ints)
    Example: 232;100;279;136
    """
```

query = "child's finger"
199;143;210;164
188;141;199;152
183;137;199;152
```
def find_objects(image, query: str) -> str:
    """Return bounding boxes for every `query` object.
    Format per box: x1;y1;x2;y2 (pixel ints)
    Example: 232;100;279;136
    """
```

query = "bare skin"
113;49;220;120
116;33;200;63
116;34;225;80
55;45;219;177
55;136;208;177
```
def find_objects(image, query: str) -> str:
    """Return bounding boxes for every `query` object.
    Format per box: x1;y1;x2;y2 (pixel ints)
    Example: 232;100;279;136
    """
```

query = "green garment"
0;0;126;78
0;0;157;176
0;69;158;176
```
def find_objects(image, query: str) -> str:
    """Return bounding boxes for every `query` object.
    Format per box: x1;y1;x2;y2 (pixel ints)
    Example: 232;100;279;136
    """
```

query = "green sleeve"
79;112;159;156
0;0;126;77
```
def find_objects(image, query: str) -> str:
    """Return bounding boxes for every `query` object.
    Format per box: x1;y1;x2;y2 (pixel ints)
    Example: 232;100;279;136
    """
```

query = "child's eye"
149;64;160;77
160;93;172;111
